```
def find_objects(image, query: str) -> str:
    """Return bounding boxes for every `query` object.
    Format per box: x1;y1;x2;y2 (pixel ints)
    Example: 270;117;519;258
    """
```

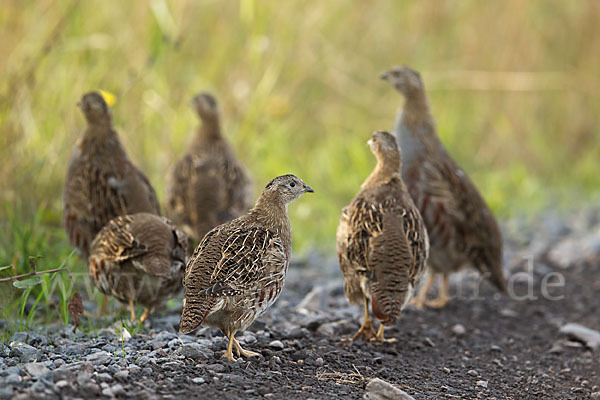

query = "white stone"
560;323;600;350
364;378;416;400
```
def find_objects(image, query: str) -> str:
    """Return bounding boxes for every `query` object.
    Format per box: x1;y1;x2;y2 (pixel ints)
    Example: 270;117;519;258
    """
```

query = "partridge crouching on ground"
89;213;188;322
166;93;253;246
179;174;313;362
381;66;506;308
337;131;429;342
63;91;162;314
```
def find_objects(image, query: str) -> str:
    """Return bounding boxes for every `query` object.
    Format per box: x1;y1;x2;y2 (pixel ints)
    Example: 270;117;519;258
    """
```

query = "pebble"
365;378;415;400
86;350;112;364
9;343;40;362
467;369;479;377
560;323;600;350
24;362;50;377
451;324;466;336
192;377;206;384
114;370;129;381
111;383;126;396
4;374;21;385
315;357;324;367
180;342;209;360
0;387;13;400
476;380;489;388
207;363;226;373
269;340;284;349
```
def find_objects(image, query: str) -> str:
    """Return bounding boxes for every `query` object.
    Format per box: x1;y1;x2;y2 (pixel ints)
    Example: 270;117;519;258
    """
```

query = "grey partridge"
89;213;188;322
337;131;429;342
381;66;507;308
63;91;161;260
179;174;313;361
166;93;253;246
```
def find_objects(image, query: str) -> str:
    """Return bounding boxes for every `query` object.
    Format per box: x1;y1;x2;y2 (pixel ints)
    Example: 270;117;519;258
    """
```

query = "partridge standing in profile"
179;175;313;361
166;93;253;246
381;66;506;308
63;91;161;314
337;131;429;342
89;213;188;322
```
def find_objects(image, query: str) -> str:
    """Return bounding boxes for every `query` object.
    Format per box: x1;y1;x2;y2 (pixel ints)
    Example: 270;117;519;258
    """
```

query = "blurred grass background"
1;0;599;325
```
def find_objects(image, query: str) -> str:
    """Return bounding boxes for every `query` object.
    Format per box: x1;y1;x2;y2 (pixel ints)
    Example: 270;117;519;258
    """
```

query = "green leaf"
13;276;43;289
0;265;12;272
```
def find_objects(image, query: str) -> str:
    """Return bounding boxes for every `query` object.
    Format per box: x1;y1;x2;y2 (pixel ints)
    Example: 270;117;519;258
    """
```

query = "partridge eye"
289;182;295;188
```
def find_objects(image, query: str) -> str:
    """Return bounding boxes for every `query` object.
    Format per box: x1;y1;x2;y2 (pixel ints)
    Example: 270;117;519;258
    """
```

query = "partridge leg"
99;295;109;315
222;330;237;362
139;307;151;323
425;273;450;308
411;273;436;309
128;299;137;322
373;324;397;343
232;337;260;358
352;294;376;341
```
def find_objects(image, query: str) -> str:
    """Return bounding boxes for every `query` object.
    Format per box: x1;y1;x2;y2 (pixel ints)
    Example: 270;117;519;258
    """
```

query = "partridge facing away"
337;131;429;342
166;93;253;246
381;66;506;308
89;213;188;322
179;174;313;362
63;91;162;261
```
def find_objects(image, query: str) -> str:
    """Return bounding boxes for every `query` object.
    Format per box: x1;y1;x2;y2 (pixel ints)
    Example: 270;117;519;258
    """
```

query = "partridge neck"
363;156;401;189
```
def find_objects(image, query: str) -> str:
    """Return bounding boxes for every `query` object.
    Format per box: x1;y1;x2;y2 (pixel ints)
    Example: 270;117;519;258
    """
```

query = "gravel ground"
1;211;599;399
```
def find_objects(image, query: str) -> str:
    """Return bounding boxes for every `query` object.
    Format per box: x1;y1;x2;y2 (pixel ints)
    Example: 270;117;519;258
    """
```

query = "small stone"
490;345;502;352
55;380;69;389
269;340;284;350
24;362;50;377
115;370;129;381
111;384;125;396
101;388;112;397
315;357;324;367
96;373;113;382
467;370;479;377
365;378;415;400
443;367;451;373
31;381;45;392
128;365;141;375
590;391;600;399
142;367;153;376
9;343;40;362
476;380;488;388
4;374;20;385
0;386;13;400
180;343;208;360
451;324;466;336
192;377;205;384
560;323;600;350
207;364;226;373
423;337;436;347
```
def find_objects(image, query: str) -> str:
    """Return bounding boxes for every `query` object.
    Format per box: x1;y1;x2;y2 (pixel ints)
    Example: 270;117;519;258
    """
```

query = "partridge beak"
304;184;314;193
367;138;373;146
76;100;82;108
380;71;391;81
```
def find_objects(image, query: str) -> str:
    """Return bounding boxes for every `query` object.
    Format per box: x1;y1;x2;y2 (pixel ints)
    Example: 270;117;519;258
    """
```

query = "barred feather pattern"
63;130;161;260
337;177;429;325
180;215;289;334
88;213;187;309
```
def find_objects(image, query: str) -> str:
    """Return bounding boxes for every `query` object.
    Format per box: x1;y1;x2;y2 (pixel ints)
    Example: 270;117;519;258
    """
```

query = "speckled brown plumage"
337;131;429;342
166;93;252;246
381;66;506;308
63;92;161;261
89;213;188;322
180;174;313;361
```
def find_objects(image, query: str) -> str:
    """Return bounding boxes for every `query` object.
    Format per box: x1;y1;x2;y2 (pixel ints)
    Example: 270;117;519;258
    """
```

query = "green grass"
1;1;599;330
